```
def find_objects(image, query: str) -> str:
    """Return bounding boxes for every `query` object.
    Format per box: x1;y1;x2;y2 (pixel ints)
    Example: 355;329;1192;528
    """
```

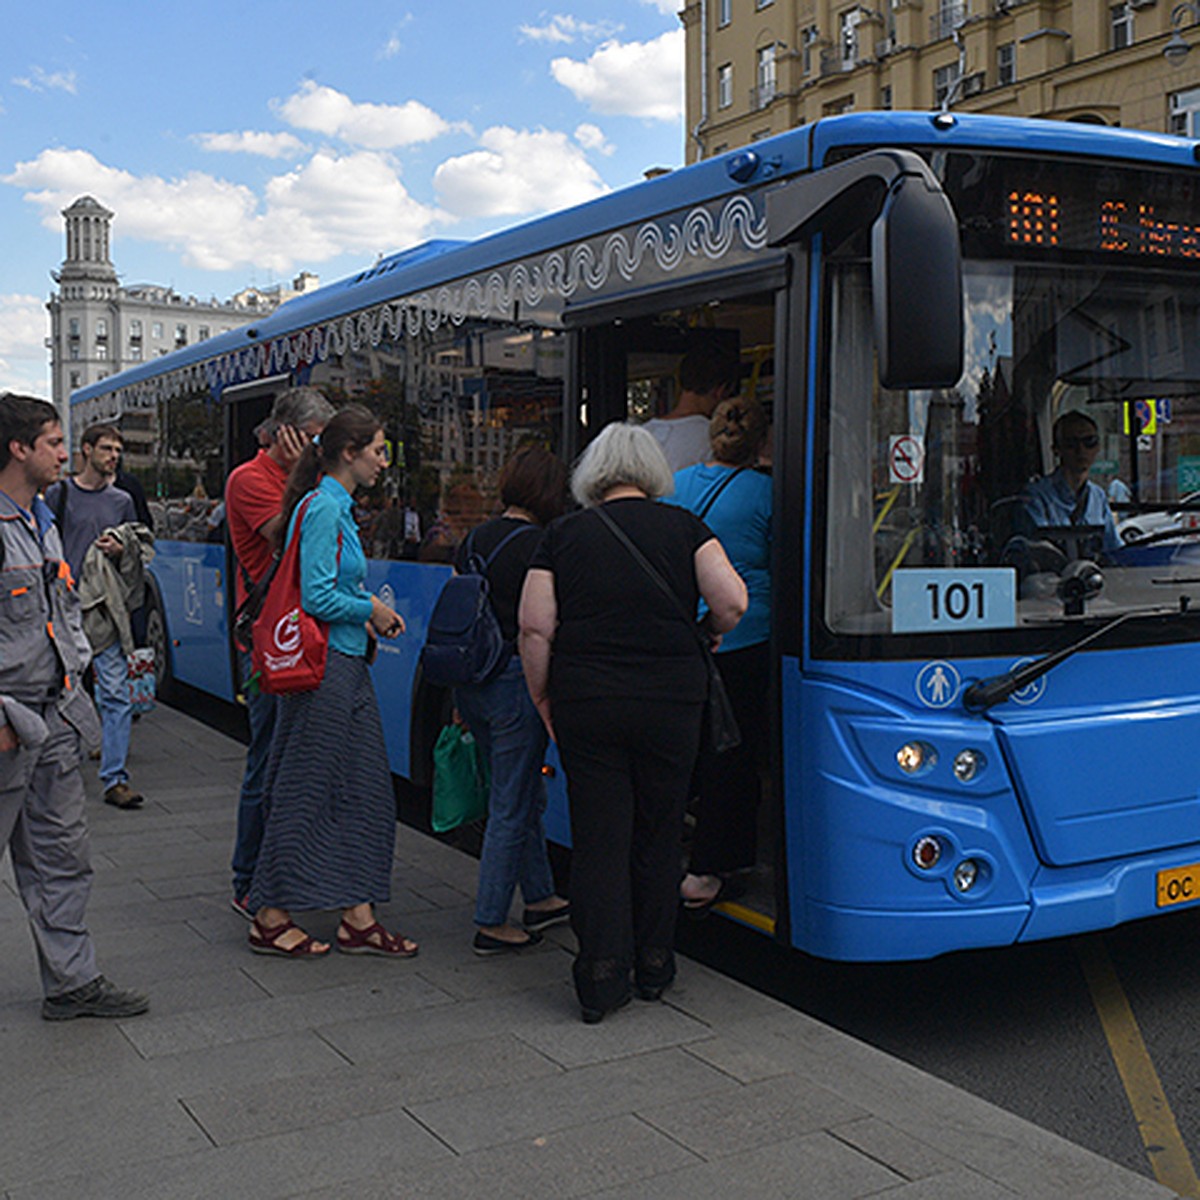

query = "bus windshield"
821;254;1200;649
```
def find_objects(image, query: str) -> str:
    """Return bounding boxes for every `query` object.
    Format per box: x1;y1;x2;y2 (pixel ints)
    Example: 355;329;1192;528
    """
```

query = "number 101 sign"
892;568;1017;634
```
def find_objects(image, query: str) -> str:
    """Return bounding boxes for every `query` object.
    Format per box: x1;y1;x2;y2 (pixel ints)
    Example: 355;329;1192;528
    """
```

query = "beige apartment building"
682;0;1200;161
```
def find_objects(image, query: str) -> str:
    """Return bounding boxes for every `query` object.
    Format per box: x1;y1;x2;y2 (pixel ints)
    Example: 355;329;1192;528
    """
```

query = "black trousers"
689;641;770;876
554;694;703;1013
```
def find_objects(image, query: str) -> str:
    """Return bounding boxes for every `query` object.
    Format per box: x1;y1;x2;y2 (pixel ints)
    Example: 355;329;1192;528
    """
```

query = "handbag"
127;646;156;716
250;493;339;695
431;723;491;832
594;506;742;754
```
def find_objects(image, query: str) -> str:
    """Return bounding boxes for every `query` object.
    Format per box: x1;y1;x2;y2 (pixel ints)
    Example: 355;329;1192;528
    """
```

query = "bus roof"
71;110;1199;409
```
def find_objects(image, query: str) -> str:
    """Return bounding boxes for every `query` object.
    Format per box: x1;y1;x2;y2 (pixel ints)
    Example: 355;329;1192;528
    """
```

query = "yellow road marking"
715;900;776;934
1075;936;1200;1198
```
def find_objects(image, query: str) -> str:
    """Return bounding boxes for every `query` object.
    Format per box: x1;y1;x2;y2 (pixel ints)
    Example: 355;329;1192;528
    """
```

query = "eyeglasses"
1059;435;1099;450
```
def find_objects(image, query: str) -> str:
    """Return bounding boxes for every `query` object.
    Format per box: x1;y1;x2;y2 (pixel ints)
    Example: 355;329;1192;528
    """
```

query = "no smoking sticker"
889;435;924;485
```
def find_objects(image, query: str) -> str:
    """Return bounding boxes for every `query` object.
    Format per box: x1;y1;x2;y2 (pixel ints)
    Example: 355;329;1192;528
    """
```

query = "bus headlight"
953;749;984;782
953;860;979;892
897;741;936;774
913;836;942;870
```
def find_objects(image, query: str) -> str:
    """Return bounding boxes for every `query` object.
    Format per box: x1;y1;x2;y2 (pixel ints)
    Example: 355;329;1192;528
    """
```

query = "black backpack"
420;524;537;688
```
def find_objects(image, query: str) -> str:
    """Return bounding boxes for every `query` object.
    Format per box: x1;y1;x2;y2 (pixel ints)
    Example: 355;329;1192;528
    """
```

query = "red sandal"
336;920;419;958
248;917;330;958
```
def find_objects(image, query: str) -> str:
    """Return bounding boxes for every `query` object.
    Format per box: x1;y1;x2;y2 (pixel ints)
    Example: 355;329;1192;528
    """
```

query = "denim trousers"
455;657;556;928
231;650;278;898
92;641;131;790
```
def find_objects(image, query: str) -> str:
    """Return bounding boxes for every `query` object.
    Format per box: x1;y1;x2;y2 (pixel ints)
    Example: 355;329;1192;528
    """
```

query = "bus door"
571;287;784;934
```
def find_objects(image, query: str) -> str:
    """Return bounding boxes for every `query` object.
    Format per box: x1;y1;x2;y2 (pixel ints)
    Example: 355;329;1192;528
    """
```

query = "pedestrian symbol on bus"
889;435;925;485
915;660;960;709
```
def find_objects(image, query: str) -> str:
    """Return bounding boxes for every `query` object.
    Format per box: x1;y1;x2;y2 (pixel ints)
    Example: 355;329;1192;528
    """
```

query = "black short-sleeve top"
528;497;714;704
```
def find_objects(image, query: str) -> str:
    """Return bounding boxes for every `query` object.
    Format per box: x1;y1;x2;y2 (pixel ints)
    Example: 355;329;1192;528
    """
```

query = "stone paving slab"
0;704;1177;1200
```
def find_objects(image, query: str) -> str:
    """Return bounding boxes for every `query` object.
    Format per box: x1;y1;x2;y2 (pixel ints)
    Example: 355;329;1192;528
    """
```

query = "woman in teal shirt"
247;404;418;959
667;397;772;915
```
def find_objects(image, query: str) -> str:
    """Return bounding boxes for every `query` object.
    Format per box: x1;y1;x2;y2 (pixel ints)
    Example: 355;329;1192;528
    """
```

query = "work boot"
103;782;144;809
42;976;149;1021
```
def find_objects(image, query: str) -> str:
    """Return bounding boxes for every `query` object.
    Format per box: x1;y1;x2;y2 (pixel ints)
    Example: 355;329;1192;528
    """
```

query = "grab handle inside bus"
767;148;964;390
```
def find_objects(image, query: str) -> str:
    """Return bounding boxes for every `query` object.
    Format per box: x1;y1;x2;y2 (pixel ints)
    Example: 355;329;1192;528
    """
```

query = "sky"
0;1;685;396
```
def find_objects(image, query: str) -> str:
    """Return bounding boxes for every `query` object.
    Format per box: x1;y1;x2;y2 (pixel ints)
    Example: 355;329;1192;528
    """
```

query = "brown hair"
499;444;568;526
0;393;58;470
708;397;767;467
81;422;123;449
276;403;381;547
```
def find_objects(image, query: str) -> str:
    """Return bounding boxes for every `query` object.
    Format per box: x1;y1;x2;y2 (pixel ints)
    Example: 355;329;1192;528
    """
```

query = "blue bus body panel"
150;543;235;701
785;642;1200;961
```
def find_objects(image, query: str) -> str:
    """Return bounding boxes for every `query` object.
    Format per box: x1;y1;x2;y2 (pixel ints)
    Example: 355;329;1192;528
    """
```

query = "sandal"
336;920;419;959
248;917;329;958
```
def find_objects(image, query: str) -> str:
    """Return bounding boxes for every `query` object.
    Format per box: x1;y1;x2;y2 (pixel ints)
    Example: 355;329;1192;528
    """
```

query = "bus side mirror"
872;172;963;390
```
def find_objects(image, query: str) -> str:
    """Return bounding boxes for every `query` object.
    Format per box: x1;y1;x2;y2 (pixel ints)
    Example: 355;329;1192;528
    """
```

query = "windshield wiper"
963;609;1141;712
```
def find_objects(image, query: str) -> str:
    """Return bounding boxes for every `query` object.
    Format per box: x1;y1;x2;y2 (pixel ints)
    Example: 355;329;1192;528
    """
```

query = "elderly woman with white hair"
519;422;747;1024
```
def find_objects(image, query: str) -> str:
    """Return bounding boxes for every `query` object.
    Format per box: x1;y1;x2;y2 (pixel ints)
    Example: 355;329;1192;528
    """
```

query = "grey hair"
571;422;675;507
269;386;335;435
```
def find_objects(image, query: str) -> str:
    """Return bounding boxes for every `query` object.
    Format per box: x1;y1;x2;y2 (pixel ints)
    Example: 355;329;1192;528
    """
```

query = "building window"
880;84;893;110
152;322;163;339
95;318;107;338
69;345;80;361
801;25;819;75
130;346;143;361
1111;4;1133;50
823;95;856;116
718;0;731;26
840;8;863;66
198;325;210;341
755;45;777;108
1170;87;1200;136
68;318;80;338
95;343;108;361
717;63;733;108
129;318;142;337
69;371;81;389
175;323;188;348
931;0;965;41
934;63;959;107
997;41;1015;86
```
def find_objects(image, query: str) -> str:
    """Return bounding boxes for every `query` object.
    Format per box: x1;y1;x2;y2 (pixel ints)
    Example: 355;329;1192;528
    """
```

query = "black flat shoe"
522;903;570;933
580;993;631;1024
473;929;542;956
636;982;671;1002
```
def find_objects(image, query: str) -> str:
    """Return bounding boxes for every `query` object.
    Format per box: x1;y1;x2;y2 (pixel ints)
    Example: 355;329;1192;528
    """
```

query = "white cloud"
550;30;683;121
274;81;460;150
641;0;681;14
194;131;307;159
434;126;608;219
574;123;614;156
0;294;51;397
3;146;441;275
379;34;403;59
11;66;78;94
519;15;621;44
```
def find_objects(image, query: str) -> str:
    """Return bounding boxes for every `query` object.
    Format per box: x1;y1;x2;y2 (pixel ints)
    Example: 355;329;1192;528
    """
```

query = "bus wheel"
145;592;176;704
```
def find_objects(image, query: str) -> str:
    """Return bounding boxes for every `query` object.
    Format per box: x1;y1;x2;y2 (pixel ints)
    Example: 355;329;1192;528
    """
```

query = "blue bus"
70;111;1200;961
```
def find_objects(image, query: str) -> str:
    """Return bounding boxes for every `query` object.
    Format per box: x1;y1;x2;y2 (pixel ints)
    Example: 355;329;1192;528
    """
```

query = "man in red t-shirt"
225;386;334;915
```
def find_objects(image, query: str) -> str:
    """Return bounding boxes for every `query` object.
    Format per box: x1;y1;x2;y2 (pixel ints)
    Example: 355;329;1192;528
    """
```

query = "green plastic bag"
431;724;490;833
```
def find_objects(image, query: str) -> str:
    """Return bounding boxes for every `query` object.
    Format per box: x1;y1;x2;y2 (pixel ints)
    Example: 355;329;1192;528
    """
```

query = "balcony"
751;79;777;108
930;2;968;40
820;46;858;75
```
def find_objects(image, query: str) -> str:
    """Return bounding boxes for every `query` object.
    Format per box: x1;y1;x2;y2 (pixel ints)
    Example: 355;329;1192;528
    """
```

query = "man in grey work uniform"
0;393;148;1020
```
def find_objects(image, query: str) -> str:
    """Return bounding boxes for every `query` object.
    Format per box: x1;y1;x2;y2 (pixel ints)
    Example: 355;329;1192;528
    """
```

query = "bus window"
152;390;226;543
306;321;565;561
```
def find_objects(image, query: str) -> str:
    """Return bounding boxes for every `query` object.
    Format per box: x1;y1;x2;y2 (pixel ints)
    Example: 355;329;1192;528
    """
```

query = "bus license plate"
1156;864;1200;908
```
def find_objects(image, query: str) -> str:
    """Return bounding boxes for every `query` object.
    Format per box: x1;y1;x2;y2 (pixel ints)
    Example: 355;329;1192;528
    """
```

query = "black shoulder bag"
594;505;741;754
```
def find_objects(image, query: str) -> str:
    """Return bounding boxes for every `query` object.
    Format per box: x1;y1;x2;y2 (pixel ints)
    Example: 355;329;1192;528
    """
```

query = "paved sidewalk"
0;704;1174;1199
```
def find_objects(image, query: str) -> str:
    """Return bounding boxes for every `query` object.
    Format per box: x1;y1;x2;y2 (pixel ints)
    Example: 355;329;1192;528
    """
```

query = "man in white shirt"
644;346;741;472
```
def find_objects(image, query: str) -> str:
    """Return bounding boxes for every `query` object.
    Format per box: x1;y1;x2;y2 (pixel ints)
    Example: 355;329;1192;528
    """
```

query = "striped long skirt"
248;650;395;913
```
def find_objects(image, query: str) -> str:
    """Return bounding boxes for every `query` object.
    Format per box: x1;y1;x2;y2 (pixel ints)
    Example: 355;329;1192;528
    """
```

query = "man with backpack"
225;386;334;918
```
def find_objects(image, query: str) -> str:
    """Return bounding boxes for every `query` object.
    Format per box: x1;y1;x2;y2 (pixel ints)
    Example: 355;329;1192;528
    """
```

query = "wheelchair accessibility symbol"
1006;658;1047;705
915;660;960;709
183;558;202;626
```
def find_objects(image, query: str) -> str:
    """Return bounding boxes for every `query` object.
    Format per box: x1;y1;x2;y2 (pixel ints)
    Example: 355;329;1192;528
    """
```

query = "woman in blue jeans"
454;446;570;955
